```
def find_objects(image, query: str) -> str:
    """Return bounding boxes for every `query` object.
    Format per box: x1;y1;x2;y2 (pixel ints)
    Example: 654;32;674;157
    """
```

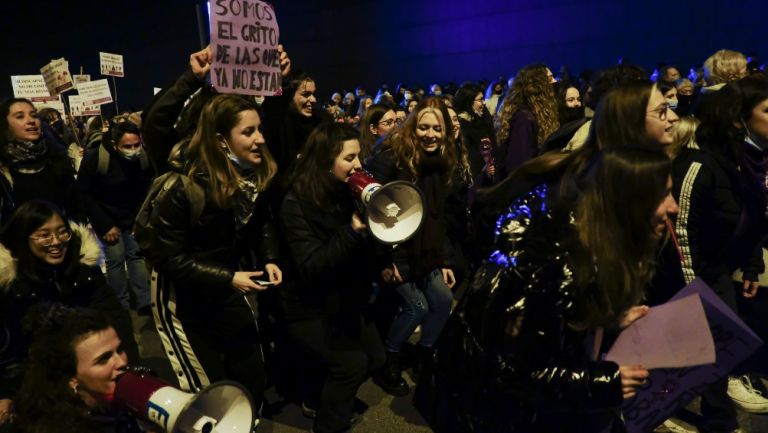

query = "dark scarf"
233;173;261;229
411;152;451;276
3;138;49;171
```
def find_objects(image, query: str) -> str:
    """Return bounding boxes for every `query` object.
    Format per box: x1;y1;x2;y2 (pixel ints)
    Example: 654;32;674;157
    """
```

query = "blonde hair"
668;117;699;158
186;95;277;208
703;49;747;85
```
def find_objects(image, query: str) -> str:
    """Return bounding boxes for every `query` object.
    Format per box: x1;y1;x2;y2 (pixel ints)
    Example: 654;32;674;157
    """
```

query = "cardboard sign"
73;74;91;88
210;0;281;96
100;52;124;77
40;58;74;95
77;79;113;105
619;278;763;433
32;96;66;115
69;95;101;116
11;75;57;102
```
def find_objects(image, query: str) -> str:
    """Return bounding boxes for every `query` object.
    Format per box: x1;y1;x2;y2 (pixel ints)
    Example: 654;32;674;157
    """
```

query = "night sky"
2;1;766;116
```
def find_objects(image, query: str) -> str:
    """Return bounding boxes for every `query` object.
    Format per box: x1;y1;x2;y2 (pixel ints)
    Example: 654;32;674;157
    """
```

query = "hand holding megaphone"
351;212;367;233
347;170;425;244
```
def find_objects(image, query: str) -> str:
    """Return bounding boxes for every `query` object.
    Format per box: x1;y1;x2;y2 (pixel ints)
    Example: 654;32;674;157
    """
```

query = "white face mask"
666;98;678;110
119;148;142;161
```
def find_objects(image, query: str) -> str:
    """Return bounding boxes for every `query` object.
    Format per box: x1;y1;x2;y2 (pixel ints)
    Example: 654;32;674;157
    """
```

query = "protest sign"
210;0;282;96
73;74;91;88
69;95;101;116
100;52;125;77
40;58;74;95
11;75;56;101
77;79;113;105
618;278;763;433
32;96;66;115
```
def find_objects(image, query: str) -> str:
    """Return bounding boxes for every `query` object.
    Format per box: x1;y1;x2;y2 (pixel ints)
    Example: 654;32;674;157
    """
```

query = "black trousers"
284;315;385;433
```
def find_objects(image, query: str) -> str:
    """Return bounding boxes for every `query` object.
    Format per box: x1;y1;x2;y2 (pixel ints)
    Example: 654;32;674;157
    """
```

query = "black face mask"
677;94;694;112
560;106;585;124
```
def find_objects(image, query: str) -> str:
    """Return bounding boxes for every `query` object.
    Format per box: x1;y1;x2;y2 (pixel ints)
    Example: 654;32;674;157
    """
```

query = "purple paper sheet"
620;278;763;433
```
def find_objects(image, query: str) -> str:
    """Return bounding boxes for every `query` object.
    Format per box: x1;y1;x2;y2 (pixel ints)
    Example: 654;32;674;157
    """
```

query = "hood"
0;221;103;290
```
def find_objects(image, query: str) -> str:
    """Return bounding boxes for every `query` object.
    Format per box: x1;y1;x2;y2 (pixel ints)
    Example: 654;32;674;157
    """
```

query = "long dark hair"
359;103;393;158
14;305;113;433
570;147;671;329
453;83;482;116
289;122;360;211
0;201;82;284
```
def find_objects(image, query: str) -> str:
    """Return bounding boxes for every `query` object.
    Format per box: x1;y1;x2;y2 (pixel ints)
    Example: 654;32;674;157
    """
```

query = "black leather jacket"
149;173;280;308
432;183;624;432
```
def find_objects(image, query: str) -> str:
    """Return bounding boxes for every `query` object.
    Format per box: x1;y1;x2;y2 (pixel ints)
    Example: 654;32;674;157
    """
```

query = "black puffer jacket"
431;184;624;433
0;224;136;401
279;189;375;328
149;170;280;309
670;142;766;304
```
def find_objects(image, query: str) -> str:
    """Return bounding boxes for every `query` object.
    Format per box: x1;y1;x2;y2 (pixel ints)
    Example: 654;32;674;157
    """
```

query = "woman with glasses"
359;103;397;159
0;98;85;226
0;201;136;427
453;83;498;186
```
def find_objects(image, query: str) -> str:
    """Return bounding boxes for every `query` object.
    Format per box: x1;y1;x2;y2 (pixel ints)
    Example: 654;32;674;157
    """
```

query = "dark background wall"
0;0;764;113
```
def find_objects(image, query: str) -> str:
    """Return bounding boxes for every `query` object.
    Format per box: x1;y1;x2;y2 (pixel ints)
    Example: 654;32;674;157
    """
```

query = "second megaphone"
347;170;425;244
113;368;255;433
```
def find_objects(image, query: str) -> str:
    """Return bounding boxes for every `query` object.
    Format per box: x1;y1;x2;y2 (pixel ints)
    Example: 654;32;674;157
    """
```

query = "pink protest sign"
210;0;281;96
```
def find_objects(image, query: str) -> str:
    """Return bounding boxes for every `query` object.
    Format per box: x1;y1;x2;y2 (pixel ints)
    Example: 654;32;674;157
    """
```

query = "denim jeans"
385;269;454;351
105;230;150;310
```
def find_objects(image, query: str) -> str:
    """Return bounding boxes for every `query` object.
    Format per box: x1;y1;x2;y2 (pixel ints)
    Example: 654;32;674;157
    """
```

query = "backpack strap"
97;144;110;176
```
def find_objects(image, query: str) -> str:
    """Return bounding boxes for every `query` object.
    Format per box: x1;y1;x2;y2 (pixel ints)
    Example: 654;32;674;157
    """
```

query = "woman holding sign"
147;94;282;419
0;98;84;225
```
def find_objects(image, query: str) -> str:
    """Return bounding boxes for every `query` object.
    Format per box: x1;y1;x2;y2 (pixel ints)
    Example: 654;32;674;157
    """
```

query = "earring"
71;384;80;395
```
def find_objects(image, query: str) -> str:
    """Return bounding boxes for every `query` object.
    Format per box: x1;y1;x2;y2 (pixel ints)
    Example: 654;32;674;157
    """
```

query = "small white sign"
40;58;74;95
69;95;101;116
11;75;54;100
77;79;113;105
99;52;124;77
73;74;91;88
32;95;66;115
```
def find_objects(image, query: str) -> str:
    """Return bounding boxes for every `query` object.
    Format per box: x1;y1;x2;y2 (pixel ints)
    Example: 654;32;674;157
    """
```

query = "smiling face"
29;213;70;266
645;87;679;146
447;107;461;139
69;328;127;409
292;80;317;117
221;109;265;166
6;101;41;142
653;176;679;238
332;139;362;182
416;109;444;153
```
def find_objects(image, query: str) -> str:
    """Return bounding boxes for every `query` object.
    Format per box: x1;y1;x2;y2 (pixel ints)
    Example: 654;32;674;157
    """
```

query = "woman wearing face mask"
657;81;679;113
365;97;458;396
12;306;141;433
0;201;137;428
359;103;397;159
453;84;498;186
148;95;282;419
279;123;385;433
484;79;505;115
661;75;768;431
432;147;677;432
77;121;155;314
0;98;85;226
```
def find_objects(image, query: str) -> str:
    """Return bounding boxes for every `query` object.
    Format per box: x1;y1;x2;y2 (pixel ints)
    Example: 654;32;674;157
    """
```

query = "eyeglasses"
30;229;72;248
648;104;670;121
378;118;396;127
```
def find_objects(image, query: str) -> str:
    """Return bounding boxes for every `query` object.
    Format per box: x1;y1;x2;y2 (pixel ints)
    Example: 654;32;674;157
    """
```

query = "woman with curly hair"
495;64;559;177
366;96;458;396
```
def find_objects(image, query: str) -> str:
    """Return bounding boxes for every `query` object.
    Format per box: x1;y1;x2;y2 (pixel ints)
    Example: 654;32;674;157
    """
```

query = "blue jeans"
385;269;453;351
105;231;150;310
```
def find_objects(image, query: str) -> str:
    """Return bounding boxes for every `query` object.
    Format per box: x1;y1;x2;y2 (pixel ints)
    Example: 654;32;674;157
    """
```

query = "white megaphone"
347;170;425;244
113;368;255;433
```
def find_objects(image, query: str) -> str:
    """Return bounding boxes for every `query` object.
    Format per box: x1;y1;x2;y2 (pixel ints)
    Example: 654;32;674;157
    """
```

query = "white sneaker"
727;374;768;413
655;418;697;433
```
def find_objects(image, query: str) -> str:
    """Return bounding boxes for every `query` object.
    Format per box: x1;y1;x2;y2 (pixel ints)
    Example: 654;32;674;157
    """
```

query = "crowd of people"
0;45;767;433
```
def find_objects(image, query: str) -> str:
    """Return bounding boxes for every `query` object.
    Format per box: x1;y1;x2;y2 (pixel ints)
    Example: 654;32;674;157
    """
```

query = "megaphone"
113;369;255;433
347;170;425;244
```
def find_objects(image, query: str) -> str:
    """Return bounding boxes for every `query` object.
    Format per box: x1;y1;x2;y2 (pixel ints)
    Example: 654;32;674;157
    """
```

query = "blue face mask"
221;141;254;170
666;98;679;110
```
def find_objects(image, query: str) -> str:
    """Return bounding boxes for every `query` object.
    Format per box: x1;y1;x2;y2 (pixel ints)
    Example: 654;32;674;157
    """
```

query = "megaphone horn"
347;170;426;245
113;368;255;433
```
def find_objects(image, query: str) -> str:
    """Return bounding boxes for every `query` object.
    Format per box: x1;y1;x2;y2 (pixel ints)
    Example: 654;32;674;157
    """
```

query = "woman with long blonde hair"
149;94;282;421
495;64;559;177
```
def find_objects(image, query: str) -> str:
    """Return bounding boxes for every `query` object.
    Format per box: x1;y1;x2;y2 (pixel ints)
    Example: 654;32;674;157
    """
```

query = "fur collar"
0;222;103;290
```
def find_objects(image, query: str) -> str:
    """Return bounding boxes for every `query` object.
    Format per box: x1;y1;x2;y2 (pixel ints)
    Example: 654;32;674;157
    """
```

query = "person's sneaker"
727;374;768;413
301;399;319;419
654;418;697;433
